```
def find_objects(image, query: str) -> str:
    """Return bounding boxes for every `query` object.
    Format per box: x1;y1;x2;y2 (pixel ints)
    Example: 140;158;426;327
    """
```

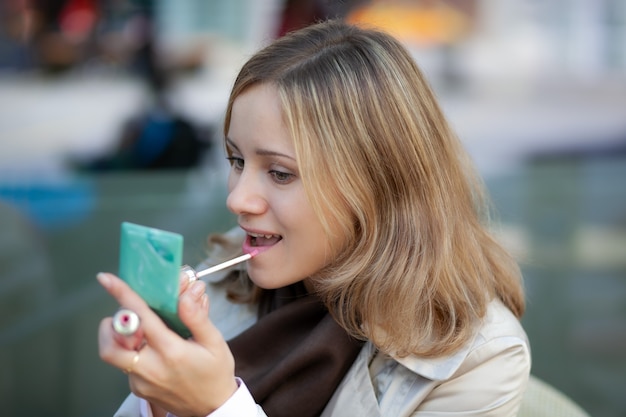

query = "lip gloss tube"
112;308;144;350
113;308;140;335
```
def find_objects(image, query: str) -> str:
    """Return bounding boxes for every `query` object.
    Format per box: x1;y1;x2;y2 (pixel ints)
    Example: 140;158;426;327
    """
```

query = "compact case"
118;222;191;338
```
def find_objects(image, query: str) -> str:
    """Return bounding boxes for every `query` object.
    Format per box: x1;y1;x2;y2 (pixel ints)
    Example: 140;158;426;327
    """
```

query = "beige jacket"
115;271;531;417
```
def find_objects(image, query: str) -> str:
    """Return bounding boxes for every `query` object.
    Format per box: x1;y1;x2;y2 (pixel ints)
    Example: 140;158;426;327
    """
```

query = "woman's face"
225;83;337;289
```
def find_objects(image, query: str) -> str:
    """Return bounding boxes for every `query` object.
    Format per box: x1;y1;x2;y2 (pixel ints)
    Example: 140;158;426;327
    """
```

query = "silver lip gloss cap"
180;265;198;283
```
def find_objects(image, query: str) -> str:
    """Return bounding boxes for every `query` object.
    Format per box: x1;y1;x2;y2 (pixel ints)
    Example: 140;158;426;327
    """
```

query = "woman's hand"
97;272;239;417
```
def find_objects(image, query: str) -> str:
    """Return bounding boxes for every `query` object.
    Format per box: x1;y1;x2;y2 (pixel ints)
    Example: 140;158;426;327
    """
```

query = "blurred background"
0;0;624;416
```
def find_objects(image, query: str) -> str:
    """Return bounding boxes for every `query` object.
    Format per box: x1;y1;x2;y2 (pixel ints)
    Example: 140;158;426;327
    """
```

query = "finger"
177;281;223;349
97;272;175;346
98;317;146;374
177;280;207;325
112;325;145;351
113;331;144;351
97;272;150;313
178;266;196;294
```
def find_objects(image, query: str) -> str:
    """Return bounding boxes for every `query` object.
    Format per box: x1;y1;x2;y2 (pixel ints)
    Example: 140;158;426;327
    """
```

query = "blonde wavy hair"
220;20;524;358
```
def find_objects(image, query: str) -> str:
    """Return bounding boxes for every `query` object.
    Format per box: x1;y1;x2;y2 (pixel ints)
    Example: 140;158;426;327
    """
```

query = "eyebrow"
225;138;296;161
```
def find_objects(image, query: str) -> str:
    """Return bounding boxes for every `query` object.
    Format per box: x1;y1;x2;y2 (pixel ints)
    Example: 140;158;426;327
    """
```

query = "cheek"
282;197;329;255
295;210;336;262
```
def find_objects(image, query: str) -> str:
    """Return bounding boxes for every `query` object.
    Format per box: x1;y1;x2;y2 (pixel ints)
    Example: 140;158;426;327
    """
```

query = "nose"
226;172;269;216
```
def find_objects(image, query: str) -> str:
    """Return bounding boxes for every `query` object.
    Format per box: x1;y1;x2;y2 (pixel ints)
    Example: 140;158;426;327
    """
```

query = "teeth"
249;232;278;239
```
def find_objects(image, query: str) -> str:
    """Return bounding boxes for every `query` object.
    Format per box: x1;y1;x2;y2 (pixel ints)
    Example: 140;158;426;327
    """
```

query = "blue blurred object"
0;177;95;230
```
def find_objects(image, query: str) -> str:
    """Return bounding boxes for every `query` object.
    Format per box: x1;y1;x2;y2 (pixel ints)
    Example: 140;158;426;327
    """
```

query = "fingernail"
181;293;199;313
179;272;188;286
191;281;205;298
201;294;208;311
97;272;111;288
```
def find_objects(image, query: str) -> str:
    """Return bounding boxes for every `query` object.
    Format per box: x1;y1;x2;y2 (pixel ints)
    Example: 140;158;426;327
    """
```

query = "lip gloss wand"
180;249;259;282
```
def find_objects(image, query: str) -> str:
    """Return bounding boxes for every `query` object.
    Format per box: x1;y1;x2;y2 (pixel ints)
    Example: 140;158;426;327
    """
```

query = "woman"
98;20;530;417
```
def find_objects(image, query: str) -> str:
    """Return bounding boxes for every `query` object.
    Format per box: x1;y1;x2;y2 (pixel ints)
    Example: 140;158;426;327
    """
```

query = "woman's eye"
270;170;295;184
226;156;244;170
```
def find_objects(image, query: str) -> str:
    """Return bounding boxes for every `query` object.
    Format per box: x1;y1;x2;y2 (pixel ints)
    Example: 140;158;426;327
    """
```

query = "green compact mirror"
118;222;190;338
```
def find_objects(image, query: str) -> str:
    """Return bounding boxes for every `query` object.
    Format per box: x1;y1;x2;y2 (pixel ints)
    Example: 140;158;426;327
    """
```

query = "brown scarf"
227;283;364;417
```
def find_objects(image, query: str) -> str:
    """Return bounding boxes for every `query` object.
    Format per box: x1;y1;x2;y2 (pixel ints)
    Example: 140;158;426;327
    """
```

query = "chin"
248;268;300;290
247;269;281;290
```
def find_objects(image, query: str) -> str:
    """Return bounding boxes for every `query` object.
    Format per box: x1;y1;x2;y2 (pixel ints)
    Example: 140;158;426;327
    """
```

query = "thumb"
177;282;223;349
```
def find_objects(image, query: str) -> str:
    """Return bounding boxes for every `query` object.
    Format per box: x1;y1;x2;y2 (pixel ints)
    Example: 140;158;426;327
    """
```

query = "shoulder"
460;299;531;379
390;299;531;415
465;299;530;366
395;299;530;381
327;300;530;416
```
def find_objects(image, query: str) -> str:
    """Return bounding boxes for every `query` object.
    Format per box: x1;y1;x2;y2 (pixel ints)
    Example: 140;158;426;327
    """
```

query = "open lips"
248;232;282;247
